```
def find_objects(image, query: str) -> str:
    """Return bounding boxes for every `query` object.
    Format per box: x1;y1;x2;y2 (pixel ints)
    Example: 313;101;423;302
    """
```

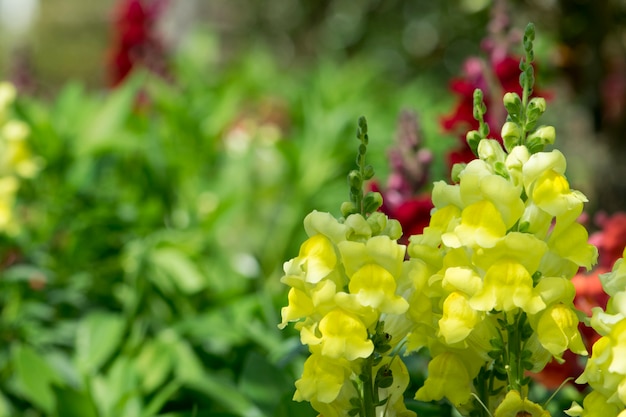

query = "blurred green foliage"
0;26;455;416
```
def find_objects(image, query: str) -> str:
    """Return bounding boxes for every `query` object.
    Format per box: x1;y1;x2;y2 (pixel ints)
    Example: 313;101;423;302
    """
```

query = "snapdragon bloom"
408;100;596;412
279;211;416;417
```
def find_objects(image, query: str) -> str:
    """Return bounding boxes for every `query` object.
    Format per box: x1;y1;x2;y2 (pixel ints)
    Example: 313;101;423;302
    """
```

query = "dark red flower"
107;0;169;86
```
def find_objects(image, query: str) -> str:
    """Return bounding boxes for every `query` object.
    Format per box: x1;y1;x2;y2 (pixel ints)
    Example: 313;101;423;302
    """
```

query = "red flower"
107;0;169;86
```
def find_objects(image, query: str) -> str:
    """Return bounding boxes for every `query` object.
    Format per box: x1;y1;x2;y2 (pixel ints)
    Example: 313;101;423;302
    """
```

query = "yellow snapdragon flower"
280;209;416;417
0;81;40;234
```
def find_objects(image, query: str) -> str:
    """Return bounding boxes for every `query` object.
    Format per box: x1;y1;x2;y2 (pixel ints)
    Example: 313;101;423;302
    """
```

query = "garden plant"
279;24;626;417
1;1;626;416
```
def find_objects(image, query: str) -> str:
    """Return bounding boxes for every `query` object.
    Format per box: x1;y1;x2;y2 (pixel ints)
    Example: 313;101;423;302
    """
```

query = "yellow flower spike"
494;390;550;417
303;210;348;243
301;308;374;360
338;235;405;278
294;353;352;403
415;351;473;406
533;303;587;360
347;263;409;315
438;291;479;345
470;260;545;314
445;200;507;249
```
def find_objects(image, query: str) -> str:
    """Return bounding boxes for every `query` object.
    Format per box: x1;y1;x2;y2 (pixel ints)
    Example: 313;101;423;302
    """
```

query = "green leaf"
134;338;173;393
53;386;99;417
140;379;182;417
12;344;63;414
75;311;126;375
0;391;12;417
238;351;291;413
76;77;140;156
173;340;263;417
150;247;206;294
91;355;142;417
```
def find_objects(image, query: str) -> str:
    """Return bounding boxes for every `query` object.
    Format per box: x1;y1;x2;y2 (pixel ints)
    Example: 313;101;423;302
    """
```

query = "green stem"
506;311;526;393
361;356;376;417
475;366;490;417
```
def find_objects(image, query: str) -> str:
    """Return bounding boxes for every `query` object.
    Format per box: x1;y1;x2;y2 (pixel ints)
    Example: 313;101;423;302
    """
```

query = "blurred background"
0;0;625;416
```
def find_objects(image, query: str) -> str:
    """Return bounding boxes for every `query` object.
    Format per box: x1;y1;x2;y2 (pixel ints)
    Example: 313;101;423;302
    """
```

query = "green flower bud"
362;191;383;214
501;121;522;152
466;130;481;155
348;170;361;188
341;201;357;217
366;211;387;235
527;125;555;147
451;163;466;184
382;218;402;240
528;97;546;114
503;92;522;117
363;164;375;180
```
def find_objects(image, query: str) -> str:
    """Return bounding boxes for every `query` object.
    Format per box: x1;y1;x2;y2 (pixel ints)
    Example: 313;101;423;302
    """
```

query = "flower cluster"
405;25;597;415
279;118;416;417
0;82;39;234
567;247;626;416
279;211;415;417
